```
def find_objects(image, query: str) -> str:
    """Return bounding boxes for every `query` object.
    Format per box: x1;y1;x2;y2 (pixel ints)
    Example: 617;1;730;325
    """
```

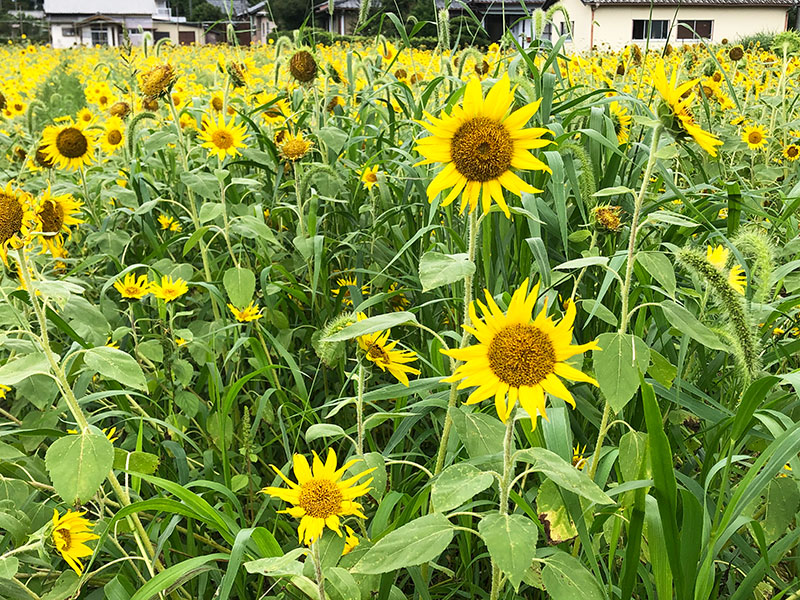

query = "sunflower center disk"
212;131;234;150
55;528;72;551
450;117;513;182
39;202;64;233
56;128;89;158
107;130;122;145
212;97;223;111
298;478;343;519
0;194;24;244
367;344;389;364
487;323;556;388
748;132;762;145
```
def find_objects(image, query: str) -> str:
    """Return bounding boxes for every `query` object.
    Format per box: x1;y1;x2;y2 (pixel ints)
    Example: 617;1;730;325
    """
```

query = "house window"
62;26;75;36
559;21;574;41
677;20;712;40
632;19;669;41
91;26;108;46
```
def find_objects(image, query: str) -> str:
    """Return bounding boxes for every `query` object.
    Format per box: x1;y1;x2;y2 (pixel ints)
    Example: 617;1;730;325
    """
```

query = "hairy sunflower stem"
489;407;516;600
433;209;480;477
589;125;662;482
356;363;366;456
218;175;239;267
312;541;326;600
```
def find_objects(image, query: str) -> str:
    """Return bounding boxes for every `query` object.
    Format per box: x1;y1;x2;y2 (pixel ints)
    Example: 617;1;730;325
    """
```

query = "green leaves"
418;252;476;292
595;332;650;413
431;463;493;512
516;447;613;505
45;431;114;504
478;514;538;591
541;551;605;600
84;347;147;391
223;267;256;309
353;513;454;574
0;353;50;386
660;300;727;351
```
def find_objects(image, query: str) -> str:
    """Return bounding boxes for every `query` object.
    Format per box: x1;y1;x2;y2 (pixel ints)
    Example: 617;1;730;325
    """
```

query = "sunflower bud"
289;49;317;83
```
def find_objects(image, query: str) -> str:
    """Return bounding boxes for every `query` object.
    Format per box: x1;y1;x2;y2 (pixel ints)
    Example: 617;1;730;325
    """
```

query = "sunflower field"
2;21;800;600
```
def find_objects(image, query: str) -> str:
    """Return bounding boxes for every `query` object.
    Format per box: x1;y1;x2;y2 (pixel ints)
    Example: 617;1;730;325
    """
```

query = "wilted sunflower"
36;187;83;254
415;73;553;217
652;63;723;157
0;182;36;266
610;101;632;145
198;113;248;161
262;448;373;545
150;275;189;303
40;121;96;170
442;280;600;426
289;49;318;83
741;125;768;150
140;64;176;99
707;244;746;294
51;509;99;575
228;301;263;322
113;272;150;299
356;313;420;387
279;131;313;162
109;101;130;118
100;117;125;154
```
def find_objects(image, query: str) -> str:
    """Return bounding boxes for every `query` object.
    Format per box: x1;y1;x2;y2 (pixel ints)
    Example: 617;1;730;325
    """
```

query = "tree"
270;0;312;30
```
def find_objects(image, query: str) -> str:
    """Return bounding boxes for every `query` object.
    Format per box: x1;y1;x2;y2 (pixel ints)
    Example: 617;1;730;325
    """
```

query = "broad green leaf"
478;513;538;591
541;551;605;600
41;571;79;600
418;252;476;292
645;210;698;228
223;267;256;309
46;432;114;504
536;479;577;544
648;349;677;389
431;463;493;512
516;447;613;505
352;513;454;574
761;478;800;545
580;299;618;327
555;256;609;270
449;406;504;461
322;312;417;342
326;567;361;600
305;423;346;442
84;347;147;391
594;332;650;413
317;126;349;154
593;185;635;197
637;252;676;297
619;431;649;483
0;557;19;579
661;300;728;351
113;449;160;475
180;171;218;199
0;353;50;386
198;202;223;223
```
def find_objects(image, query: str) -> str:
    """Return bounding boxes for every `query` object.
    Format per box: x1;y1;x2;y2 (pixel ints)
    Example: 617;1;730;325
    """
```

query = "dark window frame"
632;19;669;41
677;19;713;40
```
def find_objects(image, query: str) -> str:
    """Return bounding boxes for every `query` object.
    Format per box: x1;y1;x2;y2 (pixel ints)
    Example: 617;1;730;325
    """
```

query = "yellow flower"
0;384;10;399
0;182;37;266
36;186;83;254
442;280;600;427
652;63;722;157
198;113;248;161
361;165;380;190
51;509;99;575
387;282;411;312
332;275;368;307
113;273;150;299
610;101;632;145
175;337;187;346
157;214;181;232
40;120;97;170
706;244;730;269
149;275;189;303
783;144;799;161
140;64;176;99
356;313;420;386
100;117;125;154
262;448;374;546
279;131;313;162
343;525;359;554
228;301;263;322
728;264;747;295
742;125;768;150
415;73;553;217
706;245;746;294
572;444;587;470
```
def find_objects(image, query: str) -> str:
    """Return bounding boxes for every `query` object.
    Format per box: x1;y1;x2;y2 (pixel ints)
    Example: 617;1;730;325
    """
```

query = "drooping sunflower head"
442;279;600;427
198;113;248;161
109;101;130;118
279;131;313;162
289;49;318;84
652;63;722;157
50;509;99;575
415;73;554;218
0;181;36;266
36;186;83;254
261;448;374;546
742;125;768;150
140;64;176;99
100;116;125;154
40;121;96;171
609;101;632;145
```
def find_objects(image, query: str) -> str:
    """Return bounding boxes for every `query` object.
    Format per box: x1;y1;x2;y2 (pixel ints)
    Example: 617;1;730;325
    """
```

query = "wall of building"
152;21;206;44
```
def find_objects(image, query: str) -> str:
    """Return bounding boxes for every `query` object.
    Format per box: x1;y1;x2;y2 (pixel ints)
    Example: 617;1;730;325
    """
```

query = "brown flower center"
450;117;513;182
0;192;24;245
788;146;799;158
367;342;389;363
289;50;317;83
54;528;72;550
748;131;763;145
212;130;234;150
298;478;343;519
38;201;64;233
488;323;556;388
212;96;223;111
107;130;122;145
56;128;89;158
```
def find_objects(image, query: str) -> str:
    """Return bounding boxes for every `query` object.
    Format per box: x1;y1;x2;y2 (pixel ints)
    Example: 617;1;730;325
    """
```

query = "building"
204;0;275;43
447;0;794;51
315;0;366;35
43;0;205;48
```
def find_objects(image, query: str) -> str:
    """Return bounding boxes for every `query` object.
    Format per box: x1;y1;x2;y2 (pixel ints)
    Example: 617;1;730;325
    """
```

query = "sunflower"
442;280;600;426
652;63;722;157
109;101;130;118
343;525;359;554
100;117;125;154
255;92;291;126
783;144;800;161
210;91;225;112
0;182;37;266
51;509;99;575
415;73;553;217
40;121;96;170
572;444;588;470
113;273;150;299
361;165;380;190
356;313;420;386
279;131;313;162
332;275;368;306
387;282;411;312
198;113;248;161
742;125;768;150
36;187;83;254
706;244;746;294
289;49;318;83
0;384;10;399
149;275;189;303
262;448;373;545
140;64;176;99
610;101;632;145
76;108;95;125
228;301;263;322
157;214;181;232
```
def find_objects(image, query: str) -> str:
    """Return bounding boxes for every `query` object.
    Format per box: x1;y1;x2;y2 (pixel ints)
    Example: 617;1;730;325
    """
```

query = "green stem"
489;407;516;600
312;541;326;600
433;210;479;477
588;125;662;482
356;363;366;456
218;176;239;267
